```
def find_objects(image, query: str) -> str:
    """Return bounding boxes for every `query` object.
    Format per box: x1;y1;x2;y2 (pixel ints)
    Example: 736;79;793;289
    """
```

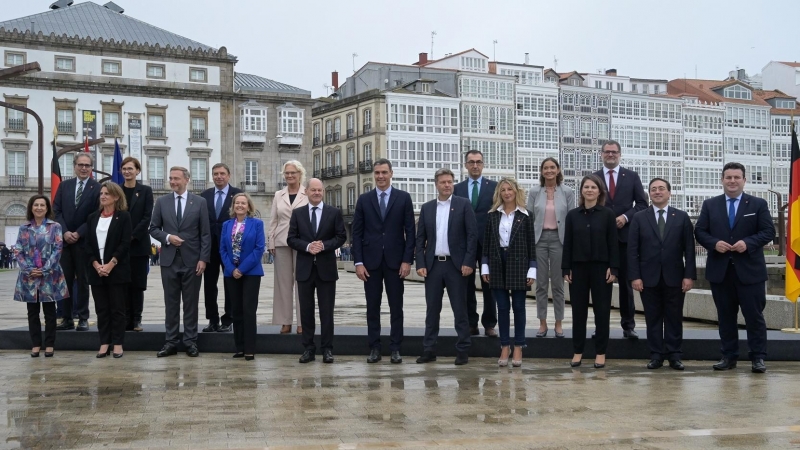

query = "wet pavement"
1;352;799;449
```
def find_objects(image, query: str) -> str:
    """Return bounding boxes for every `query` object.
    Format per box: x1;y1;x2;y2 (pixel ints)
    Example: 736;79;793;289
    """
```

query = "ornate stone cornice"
0;28;236;64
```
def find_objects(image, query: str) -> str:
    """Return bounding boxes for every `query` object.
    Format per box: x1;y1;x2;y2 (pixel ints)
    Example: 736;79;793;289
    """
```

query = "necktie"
728;198;736;229
379;192;387;219
75;180;84;207
608;170;616;199
471;180;479;210
657;209;665;239
311;206;318;236
176;195;183;225
215;191;224;219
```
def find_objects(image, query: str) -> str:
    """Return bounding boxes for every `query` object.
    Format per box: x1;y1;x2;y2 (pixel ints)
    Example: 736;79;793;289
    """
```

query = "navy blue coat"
628;206;697;287
454;177;497;247
695;193;775;285
351;188;415;270
53;176;101;242
593;167;648;242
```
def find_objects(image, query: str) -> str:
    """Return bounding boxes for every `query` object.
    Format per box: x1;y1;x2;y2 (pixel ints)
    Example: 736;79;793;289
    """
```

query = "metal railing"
8;175;24;187
149;127;164;137
149;178;165;190
57;121;74;133
191;180;207;191
358;160;373;173
362;124;372;134
240;181;265;193
346;129;354;138
333;132;340;142
313;169;321;179
7;118;24;130
325;134;333;144
347;163;356;174
276;181;287;190
103;124;119;135
191;129;207;140
313;137;320;147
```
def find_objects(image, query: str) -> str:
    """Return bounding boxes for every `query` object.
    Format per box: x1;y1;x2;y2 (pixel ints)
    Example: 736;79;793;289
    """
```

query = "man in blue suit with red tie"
594;141;648;338
454;150;498;337
695;162;775;373
352;158;416;364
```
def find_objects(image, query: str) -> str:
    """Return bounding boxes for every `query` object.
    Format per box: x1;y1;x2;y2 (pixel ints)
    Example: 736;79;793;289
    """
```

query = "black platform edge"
3;326;800;360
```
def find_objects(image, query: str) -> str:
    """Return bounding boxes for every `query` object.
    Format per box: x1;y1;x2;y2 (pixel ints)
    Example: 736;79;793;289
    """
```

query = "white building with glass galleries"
384;80;461;211
492;61;560;192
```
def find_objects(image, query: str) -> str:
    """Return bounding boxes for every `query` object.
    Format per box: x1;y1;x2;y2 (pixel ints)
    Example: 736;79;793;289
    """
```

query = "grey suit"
149;191;211;347
527;184;574;322
415;196;477;353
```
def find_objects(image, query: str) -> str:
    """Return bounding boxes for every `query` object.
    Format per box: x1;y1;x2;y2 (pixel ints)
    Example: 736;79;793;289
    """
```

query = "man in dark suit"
416;168;478;365
200;163;242;333
149;166;211;358
54;153;101;331
454;149;498;337
352;158;415;364
287;178;346;364
594;140;648;338
695;162;775;373
629;178;696;371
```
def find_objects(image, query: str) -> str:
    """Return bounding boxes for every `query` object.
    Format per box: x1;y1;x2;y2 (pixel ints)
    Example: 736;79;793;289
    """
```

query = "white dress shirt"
306;202;324;253
654;205;669;223
434;196;452;256
165;191;187;245
481;206;536;279
96;216;112;264
74;176;89;199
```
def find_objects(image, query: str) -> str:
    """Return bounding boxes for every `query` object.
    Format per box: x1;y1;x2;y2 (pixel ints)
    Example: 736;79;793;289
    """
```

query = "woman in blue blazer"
220;193;265;360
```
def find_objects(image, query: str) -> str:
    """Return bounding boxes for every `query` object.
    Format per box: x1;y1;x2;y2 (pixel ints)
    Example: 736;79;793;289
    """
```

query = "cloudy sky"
4;0;800;97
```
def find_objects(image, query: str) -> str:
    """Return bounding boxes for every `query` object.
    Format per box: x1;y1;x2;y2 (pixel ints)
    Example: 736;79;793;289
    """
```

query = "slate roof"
0;1;216;52
234;73;310;96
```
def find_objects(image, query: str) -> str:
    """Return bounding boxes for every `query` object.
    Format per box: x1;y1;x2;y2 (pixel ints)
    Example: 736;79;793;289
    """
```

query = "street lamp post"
0;62;43;193
768;189;786;256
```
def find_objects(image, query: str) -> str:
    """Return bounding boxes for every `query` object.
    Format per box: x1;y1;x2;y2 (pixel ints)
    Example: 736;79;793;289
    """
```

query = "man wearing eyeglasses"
454;149;498;337
54;153;101;331
593;141;648;339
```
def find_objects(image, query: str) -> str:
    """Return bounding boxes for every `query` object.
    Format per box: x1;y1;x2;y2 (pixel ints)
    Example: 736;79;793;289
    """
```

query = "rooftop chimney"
49;0;73;10
418;52;428;65
103;2;125;14
605;68;617;76
331;71;339;90
524;53;529;65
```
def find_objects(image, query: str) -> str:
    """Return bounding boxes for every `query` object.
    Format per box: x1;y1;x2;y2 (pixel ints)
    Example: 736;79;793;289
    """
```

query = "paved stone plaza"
3;266;799;449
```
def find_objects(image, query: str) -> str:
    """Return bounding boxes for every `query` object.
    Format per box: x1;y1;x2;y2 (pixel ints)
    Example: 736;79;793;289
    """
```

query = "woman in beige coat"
268;160;309;334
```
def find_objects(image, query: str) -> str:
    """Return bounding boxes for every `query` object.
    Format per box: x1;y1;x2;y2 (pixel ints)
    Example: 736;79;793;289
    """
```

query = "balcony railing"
57;121;74;134
579;106;592;113
325;134;333;144
149;127;164;138
347;163;356;174
149;178;165;190
191;180;207;191
103;124;119;136
358;160;373;173
321;168;332;180
363;124;372;135
7;118;24;130
240;181;265;193
330;166;342;178
8;175;24;187
313;169;321;179
346;129;354;139
347;204;355;216
333;132;340;142
335;204;342;210
191;129;207;140
313;137;321;147
276;181;287;190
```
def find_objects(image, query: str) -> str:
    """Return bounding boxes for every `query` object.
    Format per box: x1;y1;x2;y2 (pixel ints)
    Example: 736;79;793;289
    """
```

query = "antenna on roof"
553;55;558;72
431;31;437;59
493;40;498;61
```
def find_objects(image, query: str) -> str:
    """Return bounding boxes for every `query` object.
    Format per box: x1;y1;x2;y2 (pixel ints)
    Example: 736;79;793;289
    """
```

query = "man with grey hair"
415;168;477;365
54;152;100;331
150;166;211;358
200;162;242;333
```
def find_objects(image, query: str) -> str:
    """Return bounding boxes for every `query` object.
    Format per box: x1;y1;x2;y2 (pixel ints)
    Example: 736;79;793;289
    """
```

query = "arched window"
6;204;26;217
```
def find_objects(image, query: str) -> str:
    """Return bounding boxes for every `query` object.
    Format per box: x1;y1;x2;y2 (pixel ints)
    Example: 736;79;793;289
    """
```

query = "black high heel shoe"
244;354;255;361
113;352;123;359
96;348;111;358
233;352;245;358
30;350;40;358
44;350;54;357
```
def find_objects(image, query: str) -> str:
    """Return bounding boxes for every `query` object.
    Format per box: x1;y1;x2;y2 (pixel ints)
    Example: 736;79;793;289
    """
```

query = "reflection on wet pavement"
1;352;799;449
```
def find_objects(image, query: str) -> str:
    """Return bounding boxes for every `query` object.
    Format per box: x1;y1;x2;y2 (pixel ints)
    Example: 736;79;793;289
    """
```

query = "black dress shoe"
469;327;479;336
217;324;232;333
202;322;219;333
416;351;436;363
244;355;254;361
570;360;582;367
367;348;382;363
751;359;766;373
712;358;737;370
669;360;685;371
186;345;200;357
233;352;245;358
647;359;663;370
390;351;402;364
299;350;316;363
157;345;177;357
454;351;469;365
623;329;639;339
76;319;89;332
133;322;143;332
322;350;334;363
56;320;74;331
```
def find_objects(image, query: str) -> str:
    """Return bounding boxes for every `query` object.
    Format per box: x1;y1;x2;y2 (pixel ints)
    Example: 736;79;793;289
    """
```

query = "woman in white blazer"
526;157;574;338
268;160;309;334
